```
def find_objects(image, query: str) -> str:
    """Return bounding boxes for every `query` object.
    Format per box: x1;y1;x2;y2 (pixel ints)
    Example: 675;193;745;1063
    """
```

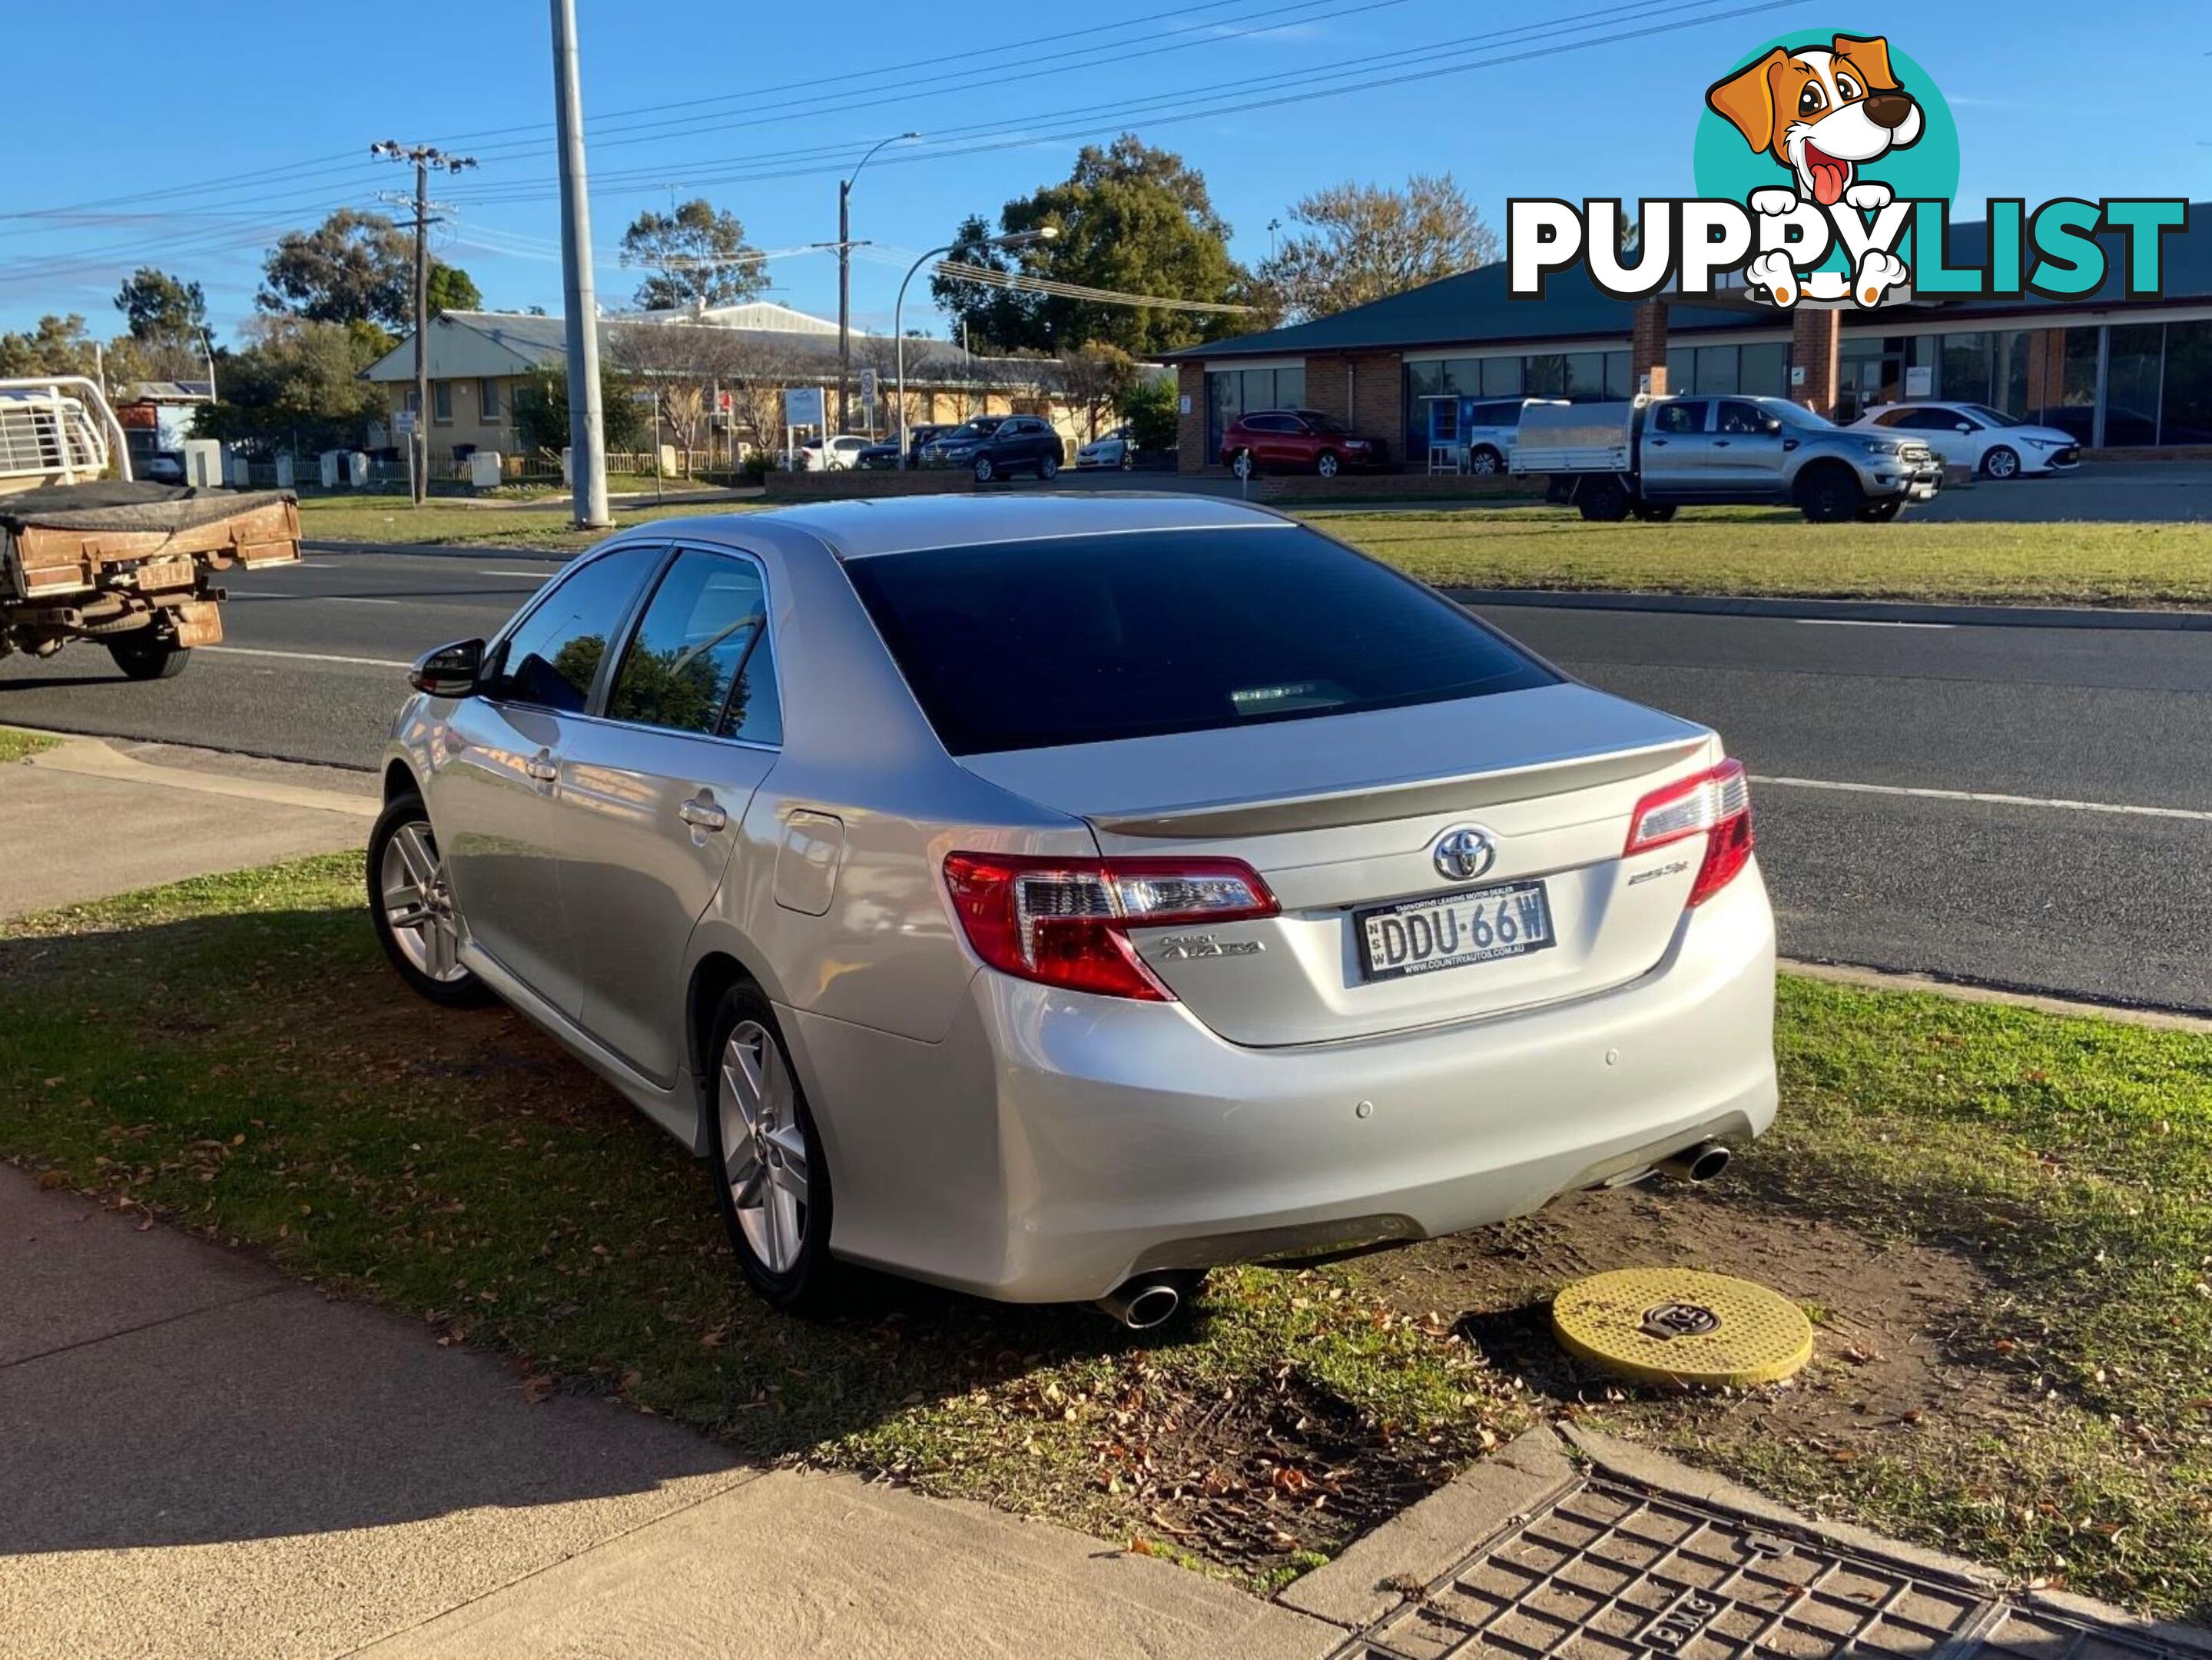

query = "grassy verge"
1327;510;2212;608
294;493;754;552
3;860;2206;1612
0;726;60;764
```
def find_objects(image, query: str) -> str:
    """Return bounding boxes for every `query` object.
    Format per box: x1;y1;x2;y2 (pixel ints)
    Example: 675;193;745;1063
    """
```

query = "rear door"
432;540;666;1016
548;545;784;1085
1711;400;1789;494
1637;400;1710;493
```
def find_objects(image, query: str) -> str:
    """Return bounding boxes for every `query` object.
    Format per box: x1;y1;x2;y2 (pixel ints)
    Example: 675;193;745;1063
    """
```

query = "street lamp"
838;131;920;435
894;226;1058;470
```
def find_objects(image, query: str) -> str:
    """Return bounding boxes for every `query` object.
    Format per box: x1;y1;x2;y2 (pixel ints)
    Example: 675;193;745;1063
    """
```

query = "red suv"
1220;409;1388;479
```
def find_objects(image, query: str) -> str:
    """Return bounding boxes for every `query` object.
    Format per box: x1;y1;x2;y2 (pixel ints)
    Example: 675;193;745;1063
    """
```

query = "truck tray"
2;482;301;600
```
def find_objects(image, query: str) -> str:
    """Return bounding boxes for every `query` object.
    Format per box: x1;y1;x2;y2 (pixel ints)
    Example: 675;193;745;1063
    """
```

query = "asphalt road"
4;546;2207;1012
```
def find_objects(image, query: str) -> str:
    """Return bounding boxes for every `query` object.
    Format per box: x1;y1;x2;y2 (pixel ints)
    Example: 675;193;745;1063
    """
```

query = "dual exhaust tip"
1095;1144;1733;1330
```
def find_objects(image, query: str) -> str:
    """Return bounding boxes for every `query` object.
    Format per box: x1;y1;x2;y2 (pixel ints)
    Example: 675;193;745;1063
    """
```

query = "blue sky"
1;0;2199;342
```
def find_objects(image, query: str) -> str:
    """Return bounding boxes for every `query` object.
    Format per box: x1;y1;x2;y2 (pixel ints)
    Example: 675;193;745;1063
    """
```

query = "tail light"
1623;759;1755;907
942;853;1278;1001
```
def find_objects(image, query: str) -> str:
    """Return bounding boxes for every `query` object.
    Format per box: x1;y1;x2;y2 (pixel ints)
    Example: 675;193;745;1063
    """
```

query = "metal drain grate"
1332;1477;2194;1660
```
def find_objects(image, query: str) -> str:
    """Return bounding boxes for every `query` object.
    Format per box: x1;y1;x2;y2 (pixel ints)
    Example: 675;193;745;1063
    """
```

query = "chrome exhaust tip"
1657;1140;1732;1184
1096;1273;1193;1331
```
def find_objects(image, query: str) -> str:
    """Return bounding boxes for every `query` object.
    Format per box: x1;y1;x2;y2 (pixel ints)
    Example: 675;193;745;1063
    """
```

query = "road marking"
202;646;411;669
1794;619;1955;629
1753;775;2212;823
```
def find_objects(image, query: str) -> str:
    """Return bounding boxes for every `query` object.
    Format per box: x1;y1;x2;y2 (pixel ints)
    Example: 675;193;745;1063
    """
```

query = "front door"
549;546;784;1085
432;540;666;1016
1710;400;1789;494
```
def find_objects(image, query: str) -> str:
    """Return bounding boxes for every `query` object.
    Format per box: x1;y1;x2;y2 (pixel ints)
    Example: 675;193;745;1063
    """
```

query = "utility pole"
372;141;476;506
549;0;611;528
837;132;918;437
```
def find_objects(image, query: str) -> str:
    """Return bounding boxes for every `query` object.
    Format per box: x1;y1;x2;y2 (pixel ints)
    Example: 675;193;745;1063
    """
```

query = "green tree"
931;136;1246;357
620;200;767;312
259;210;474;333
510;364;645;458
1119;372;1179;454
190;317;388;452
1255;174;1497;324
114;267;207;347
426;264;483;315
0;314;101;379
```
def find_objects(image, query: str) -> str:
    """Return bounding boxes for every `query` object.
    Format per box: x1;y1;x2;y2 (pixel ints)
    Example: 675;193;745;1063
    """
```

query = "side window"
1905;408;1959;430
1716;400;1765;435
497;543;664;714
1653;401;1706;436
1873;407;1912;427
605;549;781;744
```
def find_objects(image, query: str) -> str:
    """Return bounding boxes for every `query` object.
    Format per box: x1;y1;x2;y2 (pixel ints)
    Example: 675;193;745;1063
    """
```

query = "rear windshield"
843;527;1559;755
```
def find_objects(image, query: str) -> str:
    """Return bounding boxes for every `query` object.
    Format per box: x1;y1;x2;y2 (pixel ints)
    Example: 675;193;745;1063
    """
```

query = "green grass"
1587;980;2212;1617
1326;509;2212;608
294;492;755;552
3;859;2207;1612
0;726;59;764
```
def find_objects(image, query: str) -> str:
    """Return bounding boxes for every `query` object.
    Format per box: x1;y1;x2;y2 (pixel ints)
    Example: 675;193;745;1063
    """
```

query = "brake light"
942;853;1279;1001
1623;759;1755;906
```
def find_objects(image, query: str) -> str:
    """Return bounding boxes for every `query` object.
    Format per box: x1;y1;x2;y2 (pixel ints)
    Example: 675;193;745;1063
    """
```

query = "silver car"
370;497;1776;1326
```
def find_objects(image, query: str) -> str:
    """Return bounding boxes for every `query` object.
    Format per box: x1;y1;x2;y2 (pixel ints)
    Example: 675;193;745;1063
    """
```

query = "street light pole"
549;0;611;529
894;226;1057;471
837;132;918;438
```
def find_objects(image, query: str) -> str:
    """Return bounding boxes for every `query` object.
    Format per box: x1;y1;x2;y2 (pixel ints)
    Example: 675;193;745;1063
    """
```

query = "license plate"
1356;881;1554;982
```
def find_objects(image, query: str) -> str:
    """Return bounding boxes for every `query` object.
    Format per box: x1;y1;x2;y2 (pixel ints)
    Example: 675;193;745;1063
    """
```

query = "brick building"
1171;203;2212;472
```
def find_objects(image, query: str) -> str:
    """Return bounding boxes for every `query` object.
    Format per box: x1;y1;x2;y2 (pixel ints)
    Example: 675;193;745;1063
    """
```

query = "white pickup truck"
1511;394;1943;524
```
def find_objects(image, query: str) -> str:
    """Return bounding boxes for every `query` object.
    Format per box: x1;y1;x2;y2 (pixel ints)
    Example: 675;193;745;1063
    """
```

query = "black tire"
1315;450;1341;479
1797;464;1864;523
366;792;493;1008
1039;453;1060;480
973;456;996;483
1981;445;2020;480
1859;499;1905;523
1230;449;1255;481
1577;480;1632;522
1467;445;1504;476
106;632;191;680
1636;502;1679;523
704;981;841;1314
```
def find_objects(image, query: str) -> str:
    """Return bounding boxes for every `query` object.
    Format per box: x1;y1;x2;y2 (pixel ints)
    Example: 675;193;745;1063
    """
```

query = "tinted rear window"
843;527;1559;755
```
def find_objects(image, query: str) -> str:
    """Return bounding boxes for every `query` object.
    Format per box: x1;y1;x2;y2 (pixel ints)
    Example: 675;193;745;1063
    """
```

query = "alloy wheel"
719;1020;811;1274
1317;452;1340;478
1985;446;2019;480
378;821;467;983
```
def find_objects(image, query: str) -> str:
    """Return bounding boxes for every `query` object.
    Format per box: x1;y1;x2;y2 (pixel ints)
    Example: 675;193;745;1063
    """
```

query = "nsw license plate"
1357;881;1554;982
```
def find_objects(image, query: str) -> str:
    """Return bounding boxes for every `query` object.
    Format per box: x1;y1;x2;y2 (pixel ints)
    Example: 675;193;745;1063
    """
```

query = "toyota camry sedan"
370;496;1776;1326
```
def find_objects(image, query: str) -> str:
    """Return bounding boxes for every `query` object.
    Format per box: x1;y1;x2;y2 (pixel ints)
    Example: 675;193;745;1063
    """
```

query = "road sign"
393;409;417;436
717;390;733;412
784;387;825;427
859;368;877;403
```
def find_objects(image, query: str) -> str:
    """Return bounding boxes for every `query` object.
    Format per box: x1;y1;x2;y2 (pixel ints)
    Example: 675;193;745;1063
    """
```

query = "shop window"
2161;320;2212;445
1526;354;1567;397
1693;345;1740;396
1480;357;1523;397
1562;353;1606;400
1275;367;1305;409
1939;333;1991;406
2104;324;2162;447
1738;342;1788;397
1665;347;1694;394
1604;351;1633;397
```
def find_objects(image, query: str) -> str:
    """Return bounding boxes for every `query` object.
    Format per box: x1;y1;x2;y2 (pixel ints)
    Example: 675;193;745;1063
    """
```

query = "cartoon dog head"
1706;35;1924;206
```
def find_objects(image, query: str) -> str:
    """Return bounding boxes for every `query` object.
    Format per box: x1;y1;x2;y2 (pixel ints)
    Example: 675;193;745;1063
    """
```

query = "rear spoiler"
1086;735;1709;839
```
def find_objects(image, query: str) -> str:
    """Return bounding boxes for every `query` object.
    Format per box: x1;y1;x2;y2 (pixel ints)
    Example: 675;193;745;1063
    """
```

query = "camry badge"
1432;827;1497;883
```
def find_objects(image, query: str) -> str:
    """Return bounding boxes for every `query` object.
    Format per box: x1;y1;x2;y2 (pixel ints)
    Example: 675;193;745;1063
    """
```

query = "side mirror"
410;638;486;699
1955;422;1974;433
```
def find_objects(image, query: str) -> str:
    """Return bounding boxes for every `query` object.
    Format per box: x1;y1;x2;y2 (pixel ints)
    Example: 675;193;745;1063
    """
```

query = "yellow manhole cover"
1552;1267;1812;1386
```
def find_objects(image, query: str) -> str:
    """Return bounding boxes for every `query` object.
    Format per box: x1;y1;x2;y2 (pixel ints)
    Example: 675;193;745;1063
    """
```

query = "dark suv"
1221;409;1386;479
927;415;1066;482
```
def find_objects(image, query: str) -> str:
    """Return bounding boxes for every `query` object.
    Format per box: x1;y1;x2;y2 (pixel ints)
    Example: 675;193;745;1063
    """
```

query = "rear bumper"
794;865;1777;1303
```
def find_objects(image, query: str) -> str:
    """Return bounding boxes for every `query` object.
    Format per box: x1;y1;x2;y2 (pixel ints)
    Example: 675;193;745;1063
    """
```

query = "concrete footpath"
0;1167;1332;1660
0;732;376;921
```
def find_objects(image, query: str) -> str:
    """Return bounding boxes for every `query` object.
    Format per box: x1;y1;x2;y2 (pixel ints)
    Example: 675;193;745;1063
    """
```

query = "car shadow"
0;904;1205;1556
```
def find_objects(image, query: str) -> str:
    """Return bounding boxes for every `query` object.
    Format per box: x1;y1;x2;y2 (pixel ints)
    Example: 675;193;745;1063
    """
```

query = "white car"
797;435;870;472
370;496;1777;1327
1076;427;1137;470
1850;402;2080;479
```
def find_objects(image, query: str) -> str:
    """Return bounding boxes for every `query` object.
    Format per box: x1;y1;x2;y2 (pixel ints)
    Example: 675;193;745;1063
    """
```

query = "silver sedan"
370;496;1776;1326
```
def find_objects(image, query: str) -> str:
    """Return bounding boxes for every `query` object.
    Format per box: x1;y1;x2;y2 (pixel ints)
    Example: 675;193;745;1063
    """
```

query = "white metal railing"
0;376;133;486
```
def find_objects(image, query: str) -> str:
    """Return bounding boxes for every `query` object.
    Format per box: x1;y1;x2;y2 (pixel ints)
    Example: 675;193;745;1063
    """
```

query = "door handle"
1713;439;1732;447
1650;437;1669;447
525;752;558;785
679;796;729;832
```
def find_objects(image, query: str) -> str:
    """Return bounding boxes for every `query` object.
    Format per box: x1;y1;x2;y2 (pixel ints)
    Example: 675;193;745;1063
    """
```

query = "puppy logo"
1706;35;1924;211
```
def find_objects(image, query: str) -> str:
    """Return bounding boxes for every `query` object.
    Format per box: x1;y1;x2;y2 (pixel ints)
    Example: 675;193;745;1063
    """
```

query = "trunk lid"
957;684;1717;1046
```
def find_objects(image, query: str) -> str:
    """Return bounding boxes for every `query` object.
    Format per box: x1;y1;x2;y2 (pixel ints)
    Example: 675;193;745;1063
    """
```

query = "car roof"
682;493;1297;561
